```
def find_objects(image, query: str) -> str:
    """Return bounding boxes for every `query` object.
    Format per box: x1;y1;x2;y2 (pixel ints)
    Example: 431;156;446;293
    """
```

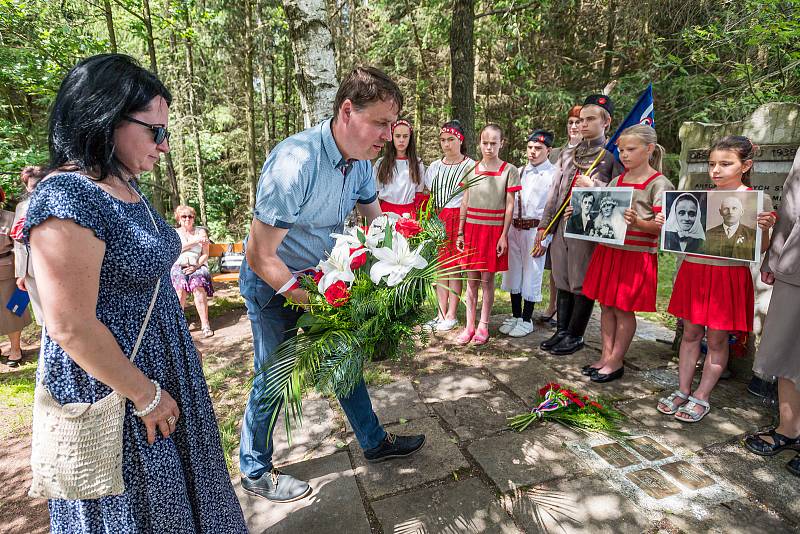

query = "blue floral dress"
24;173;247;534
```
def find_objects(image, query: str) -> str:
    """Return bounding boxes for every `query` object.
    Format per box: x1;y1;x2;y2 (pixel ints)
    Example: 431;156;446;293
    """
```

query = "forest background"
1;0;798;240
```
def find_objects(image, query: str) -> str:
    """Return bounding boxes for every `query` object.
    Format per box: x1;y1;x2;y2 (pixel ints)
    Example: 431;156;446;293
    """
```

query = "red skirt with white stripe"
461;222;507;273
668;261;754;332
582;245;658;312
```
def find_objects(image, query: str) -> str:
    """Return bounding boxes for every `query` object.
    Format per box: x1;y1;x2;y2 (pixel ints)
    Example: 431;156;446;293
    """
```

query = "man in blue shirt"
239;67;425;503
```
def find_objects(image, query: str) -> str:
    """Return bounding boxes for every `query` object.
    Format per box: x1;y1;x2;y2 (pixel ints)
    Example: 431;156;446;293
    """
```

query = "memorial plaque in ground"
592;442;640;468
661;461;715;491
625;468;681;499
625;436;673;462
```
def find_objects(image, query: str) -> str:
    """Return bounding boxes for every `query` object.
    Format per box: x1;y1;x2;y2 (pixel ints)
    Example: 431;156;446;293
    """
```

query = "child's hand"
761;271;775;286
456;234;465;252
623;208;638;226
531;229;547;257
574;174;594;187
654;212;665;227
496;235;508;256
564;205;574;218
757;211;777;231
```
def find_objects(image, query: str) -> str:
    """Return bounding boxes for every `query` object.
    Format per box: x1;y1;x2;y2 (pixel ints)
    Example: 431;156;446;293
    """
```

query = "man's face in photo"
581;194;594;215
720;197;743;226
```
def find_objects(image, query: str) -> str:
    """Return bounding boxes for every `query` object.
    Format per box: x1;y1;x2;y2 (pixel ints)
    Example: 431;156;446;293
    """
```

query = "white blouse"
514;160;557;220
374;158;425;204
424;157;475;210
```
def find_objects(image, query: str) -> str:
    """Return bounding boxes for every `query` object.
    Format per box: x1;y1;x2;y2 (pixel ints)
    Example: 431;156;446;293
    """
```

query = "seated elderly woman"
170;205;214;337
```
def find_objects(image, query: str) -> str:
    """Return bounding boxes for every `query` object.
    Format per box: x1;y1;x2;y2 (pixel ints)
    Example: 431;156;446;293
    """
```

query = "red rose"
395;217;422;238
590;401;604;410
350;247;367;270
538;382;561;396
324;280;350;307
312;270;324;284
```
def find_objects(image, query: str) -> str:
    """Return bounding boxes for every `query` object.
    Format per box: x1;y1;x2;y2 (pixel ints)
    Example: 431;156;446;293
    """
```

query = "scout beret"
527;129;554;147
582;94;614;116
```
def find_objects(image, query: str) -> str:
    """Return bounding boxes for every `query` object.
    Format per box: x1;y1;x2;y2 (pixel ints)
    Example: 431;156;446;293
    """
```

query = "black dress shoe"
581;364;600;376
540;330;568;351
364;432;425;463
590;366;624;383
240;469;312;503
550;334;585;355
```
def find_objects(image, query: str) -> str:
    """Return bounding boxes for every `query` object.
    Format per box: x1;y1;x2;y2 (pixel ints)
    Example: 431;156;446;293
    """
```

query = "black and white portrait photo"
662;192;706;253
661;190;762;262
565;187;633;246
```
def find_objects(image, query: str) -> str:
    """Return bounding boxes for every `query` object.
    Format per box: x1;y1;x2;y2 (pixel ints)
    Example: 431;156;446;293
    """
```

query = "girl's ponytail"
618;124;663;173
650;143;665;173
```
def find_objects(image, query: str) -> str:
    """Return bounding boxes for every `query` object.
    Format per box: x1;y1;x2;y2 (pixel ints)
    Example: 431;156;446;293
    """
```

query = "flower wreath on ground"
508;383;625;435
254;165;484;439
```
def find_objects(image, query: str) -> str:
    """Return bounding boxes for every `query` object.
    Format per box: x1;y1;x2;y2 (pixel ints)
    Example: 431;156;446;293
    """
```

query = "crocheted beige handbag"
28;189;161;500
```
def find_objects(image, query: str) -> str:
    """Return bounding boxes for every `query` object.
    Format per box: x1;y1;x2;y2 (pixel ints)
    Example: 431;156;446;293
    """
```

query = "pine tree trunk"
602;0;618;83
183;9;208;226
103;0;117;52
141;0;165;213
259;61;272;157
243;0;259;208
281;0;338;126
450;0;475;149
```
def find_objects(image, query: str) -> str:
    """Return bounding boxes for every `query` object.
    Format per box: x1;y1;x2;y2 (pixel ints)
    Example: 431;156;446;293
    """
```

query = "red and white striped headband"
440;126;464;142
392;119;413;134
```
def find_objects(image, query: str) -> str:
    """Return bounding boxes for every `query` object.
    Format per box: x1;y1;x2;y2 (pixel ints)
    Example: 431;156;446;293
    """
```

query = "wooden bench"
207;242;243;284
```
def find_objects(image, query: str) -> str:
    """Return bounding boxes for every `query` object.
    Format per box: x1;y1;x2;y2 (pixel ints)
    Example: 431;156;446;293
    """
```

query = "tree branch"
475;1;537;20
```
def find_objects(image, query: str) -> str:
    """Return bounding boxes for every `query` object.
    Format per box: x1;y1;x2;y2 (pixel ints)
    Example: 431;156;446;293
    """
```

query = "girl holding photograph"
374;119;425;217
581;124;673;383
455;124;520;345
424;120;474;331
660;135;776;421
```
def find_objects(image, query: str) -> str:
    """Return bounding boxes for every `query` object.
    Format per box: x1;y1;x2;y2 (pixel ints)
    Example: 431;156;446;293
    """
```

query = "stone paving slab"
503;474;655;533
417;368;494;402
664;498;793;534
700;443;800;525
344;379;428;432
468;424;584;492
272;398;341;465
489;357;563;406
234;452;370;534
705;379;776;428
616;394;756;452
372;477;519;534
429;389;526;441
349;416;469;500
621;339;677;371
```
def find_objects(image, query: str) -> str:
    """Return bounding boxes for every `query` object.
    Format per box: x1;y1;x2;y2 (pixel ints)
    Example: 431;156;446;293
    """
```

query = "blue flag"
606;83;654;161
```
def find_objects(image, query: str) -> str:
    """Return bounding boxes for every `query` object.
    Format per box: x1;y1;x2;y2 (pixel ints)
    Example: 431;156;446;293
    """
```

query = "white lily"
317;241;359;293
369;231;428;287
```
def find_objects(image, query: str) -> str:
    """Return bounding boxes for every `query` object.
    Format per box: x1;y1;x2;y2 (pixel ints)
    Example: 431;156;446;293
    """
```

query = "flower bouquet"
255;171;480;440
508;383;625;435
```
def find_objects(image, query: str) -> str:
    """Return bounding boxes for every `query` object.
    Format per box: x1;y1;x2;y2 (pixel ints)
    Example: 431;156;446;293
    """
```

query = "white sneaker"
423;318;440;331
437;318;458;331
499;317;520;335
509;320;534;337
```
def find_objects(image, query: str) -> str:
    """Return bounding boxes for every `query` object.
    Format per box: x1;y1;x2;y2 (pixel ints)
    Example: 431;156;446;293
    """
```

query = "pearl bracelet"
133;380;161;417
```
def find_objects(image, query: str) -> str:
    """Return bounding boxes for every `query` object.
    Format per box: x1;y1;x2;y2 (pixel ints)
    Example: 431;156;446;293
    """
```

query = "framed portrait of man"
661;190;762;263
565;187;633;246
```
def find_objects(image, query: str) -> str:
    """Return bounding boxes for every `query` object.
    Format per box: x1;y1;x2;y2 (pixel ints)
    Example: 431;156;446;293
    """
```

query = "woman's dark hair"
48;53;172;181
377;121;421;186
709;135;757;187
441;120;468;155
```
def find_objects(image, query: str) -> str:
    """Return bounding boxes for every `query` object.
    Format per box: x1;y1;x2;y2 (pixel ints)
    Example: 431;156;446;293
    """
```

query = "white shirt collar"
723;222;740;237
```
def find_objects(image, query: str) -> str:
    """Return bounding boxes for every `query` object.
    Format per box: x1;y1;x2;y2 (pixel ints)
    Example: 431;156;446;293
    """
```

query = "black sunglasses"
124;116;170;145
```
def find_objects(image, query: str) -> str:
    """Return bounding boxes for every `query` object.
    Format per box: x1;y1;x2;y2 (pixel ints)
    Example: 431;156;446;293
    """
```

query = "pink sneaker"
455;329;475;345
471;328;490;345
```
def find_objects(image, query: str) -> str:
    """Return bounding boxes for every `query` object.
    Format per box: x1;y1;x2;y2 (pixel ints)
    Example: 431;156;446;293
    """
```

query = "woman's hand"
135;388;181;445
757;211;777;231
623;208;638;227
182;265;198;275
15;277;27;291
532;229;547;257
761;271;775;286
654;212;665;227
496;234;508;256
564;205;574;218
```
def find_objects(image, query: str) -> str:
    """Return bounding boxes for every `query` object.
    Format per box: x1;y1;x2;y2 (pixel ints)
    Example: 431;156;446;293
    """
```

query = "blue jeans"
238;260;386;478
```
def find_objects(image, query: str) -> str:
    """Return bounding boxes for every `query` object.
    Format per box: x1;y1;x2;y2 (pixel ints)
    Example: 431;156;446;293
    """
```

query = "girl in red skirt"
424;120;475;331
659;136;777;421
455;124;520;345
374;119;425;217
582;125;673;383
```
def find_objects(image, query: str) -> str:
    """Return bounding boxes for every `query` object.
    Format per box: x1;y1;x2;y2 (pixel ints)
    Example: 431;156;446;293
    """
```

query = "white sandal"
656;390;689;415
674;395;711;423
